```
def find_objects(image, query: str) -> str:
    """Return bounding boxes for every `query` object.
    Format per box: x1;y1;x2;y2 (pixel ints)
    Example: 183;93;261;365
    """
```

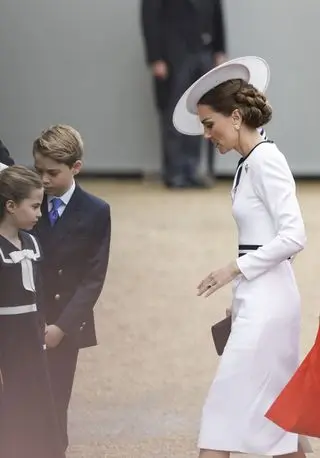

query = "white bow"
9;249;36;292
9;249;37;264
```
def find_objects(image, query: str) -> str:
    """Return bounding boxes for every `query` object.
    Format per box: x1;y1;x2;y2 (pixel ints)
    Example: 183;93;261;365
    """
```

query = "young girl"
0;165;64;457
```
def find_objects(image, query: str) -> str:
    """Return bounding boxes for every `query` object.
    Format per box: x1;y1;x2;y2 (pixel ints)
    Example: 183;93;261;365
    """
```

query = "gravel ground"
67;179;320;458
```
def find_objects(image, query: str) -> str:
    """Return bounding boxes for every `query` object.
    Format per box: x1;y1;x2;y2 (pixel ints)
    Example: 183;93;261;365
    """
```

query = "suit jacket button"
58;269;63;276
54;294;60;301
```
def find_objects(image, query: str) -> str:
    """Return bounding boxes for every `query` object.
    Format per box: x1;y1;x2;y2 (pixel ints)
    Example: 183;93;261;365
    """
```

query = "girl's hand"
45;324;65;349
197;262;240;298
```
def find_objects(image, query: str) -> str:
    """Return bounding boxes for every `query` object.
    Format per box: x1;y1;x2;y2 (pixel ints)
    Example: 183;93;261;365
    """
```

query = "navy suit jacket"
33;184;111;349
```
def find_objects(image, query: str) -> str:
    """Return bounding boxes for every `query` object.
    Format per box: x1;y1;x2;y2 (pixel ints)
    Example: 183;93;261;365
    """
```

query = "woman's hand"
197;262;240;297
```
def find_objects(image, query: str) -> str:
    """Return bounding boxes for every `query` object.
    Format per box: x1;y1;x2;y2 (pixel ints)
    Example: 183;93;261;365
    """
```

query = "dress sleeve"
236;148;306;281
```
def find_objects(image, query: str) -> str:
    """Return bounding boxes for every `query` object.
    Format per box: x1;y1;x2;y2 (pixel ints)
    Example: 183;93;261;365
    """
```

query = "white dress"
198;141;312;455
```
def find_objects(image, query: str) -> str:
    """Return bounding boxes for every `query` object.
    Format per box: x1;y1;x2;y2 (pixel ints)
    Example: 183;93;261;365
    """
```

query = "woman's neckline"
238;140;273;166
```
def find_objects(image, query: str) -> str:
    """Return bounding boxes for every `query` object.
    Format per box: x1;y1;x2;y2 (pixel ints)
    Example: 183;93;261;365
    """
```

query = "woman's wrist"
230;260;241;276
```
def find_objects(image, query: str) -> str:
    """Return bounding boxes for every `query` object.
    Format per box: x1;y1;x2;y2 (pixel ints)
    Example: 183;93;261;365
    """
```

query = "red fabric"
265;325;320;438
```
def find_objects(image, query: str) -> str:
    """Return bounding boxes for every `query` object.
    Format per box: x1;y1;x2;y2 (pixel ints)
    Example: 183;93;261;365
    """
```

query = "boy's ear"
72;160;82;176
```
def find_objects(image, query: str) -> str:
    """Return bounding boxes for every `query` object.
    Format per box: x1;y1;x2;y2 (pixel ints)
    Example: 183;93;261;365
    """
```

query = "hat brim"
173;56;270;135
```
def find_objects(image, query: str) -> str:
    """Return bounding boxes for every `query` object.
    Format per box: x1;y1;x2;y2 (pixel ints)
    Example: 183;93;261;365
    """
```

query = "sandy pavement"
67;179;320;458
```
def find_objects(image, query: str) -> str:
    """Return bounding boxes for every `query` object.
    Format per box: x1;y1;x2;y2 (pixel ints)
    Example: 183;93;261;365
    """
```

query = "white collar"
48;180;76;206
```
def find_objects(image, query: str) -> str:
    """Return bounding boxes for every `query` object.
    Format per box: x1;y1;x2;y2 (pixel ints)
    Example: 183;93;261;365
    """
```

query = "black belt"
238;244;262;257
238;244;291;260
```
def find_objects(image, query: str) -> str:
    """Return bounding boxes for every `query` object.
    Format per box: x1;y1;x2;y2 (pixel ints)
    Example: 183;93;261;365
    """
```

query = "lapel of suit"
188;0;198;10
37;195;51;233
188;0;203;13
53;185;84;242
37;185;84;244
188;0;211;16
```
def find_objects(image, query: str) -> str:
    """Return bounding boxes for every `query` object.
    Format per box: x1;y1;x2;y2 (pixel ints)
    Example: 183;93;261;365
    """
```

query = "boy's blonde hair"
32;124;84;166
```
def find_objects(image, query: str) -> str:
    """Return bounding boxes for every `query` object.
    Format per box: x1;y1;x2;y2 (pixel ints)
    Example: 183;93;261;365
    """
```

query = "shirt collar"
48;180;76;206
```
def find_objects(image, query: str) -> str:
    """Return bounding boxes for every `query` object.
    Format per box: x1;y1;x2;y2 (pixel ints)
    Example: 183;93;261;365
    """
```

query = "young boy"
32;125;111;452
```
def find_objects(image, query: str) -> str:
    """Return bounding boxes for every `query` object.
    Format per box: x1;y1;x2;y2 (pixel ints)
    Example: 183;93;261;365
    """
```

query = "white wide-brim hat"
173;56;270;136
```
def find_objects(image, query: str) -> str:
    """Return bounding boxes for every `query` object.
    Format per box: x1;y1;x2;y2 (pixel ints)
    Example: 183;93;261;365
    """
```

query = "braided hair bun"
198;79;272;128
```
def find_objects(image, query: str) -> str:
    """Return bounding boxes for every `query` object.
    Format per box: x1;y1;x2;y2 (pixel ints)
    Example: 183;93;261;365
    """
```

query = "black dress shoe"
164;178;190;188
187;176;213;188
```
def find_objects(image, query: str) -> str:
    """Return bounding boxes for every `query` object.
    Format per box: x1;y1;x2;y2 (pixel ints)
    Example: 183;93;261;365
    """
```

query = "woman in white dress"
173;57;312;458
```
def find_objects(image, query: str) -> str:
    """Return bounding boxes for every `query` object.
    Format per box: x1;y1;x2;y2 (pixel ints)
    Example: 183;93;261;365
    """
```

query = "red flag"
266;325;320;438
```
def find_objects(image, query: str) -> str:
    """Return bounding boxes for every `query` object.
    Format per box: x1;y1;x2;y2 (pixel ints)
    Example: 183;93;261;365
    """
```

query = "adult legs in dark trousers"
160;50;214;188
46;338;79;452
207;140;216;181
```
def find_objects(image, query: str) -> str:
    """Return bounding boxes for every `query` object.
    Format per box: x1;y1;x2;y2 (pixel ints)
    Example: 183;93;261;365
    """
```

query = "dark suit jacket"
141;0;225;64
141;0;226;109
33;185;111;349
0;139;14;166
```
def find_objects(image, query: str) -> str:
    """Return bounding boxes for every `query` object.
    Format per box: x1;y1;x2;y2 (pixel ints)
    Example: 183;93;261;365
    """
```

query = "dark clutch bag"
211;315;232;356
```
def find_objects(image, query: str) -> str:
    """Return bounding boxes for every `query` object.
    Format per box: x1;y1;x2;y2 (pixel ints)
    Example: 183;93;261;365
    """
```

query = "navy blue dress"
0;231;64;458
